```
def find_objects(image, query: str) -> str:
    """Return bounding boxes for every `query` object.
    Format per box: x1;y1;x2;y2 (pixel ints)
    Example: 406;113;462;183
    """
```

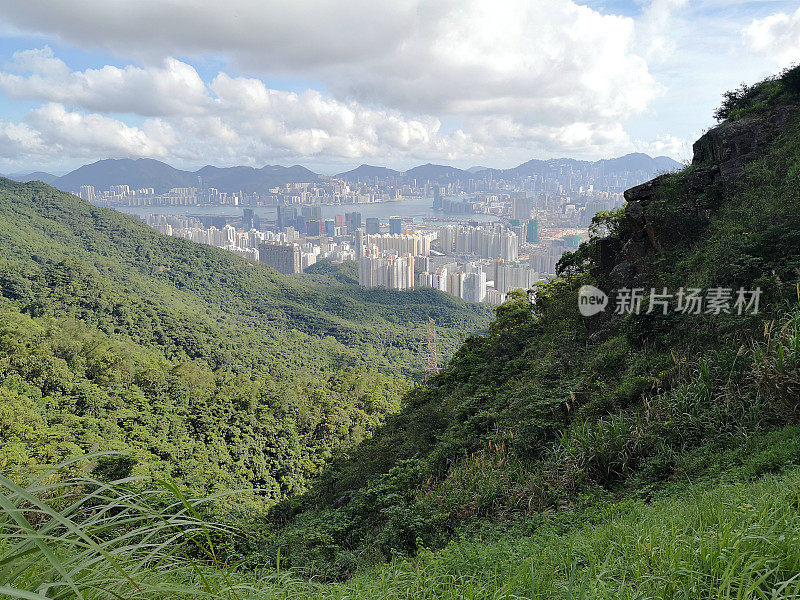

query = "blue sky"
0;0;798;175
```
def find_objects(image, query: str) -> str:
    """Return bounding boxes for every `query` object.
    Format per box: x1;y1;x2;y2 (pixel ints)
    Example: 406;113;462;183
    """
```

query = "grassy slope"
5;429;800;598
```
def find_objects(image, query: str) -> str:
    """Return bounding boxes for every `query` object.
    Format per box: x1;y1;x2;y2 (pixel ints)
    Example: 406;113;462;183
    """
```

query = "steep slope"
260;66;800;578
0;179;492;501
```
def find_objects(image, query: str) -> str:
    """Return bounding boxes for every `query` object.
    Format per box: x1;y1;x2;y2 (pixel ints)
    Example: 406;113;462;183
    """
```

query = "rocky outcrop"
691;105;793;183
593;104;796;293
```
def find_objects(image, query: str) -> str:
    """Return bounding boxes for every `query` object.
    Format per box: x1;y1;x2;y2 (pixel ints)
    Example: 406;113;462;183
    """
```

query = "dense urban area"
74;157;671;304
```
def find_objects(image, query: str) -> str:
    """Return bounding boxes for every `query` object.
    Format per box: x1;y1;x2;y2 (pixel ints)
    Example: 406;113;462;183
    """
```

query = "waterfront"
109;196;499;224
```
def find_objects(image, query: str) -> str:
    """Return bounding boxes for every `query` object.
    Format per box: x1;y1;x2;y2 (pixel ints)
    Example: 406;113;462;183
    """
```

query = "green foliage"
8;452;800;599
713;64;800;122
0;456;241;599
260;70;800;577
556;208;624;277
5;67;800;597
0;178;491;506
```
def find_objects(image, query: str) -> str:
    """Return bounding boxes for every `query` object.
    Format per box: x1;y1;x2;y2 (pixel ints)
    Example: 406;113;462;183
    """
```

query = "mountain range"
6;152;681;195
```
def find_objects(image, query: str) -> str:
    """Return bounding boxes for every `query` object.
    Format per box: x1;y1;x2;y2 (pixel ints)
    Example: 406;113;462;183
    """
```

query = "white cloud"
23;103;174;158
745;7;800;68
634;133;691;163
0;1;657;138
0;47;208;116
636;0;688;61
0;56;489;167
2;0;715;170
0;121;44;158
0;46;658;169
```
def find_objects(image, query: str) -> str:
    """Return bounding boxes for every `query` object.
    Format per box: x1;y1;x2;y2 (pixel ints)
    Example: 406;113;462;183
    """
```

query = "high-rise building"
526;219;539;243
354;229;364;260
463;271;487;303
277;204;297;230
358;246;414;290
258;242;302;274
501;231;519;261
446;271;465;298
78;185;96;202
366;217;380;234
366;233;430;256
433;186;442;210
302;206;322;220
493;259;539;294
306;220;322;237
323;219;336;237
242;209;255;229
389;216;402;235
512;197;530;220
345;212;362;233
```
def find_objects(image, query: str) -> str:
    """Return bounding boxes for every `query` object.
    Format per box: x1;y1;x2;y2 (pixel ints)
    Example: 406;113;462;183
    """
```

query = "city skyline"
0;1;798;174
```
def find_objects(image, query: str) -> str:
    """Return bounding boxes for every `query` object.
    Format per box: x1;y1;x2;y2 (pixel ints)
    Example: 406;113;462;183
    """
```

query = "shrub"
753;309;800;421
557;414;648;486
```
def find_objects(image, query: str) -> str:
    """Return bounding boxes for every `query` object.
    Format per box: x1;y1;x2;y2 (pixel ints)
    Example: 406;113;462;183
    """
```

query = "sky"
0;0;798;175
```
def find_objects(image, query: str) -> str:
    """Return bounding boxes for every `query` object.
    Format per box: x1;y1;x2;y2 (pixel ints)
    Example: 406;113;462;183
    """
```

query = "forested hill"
0;179;491;501
261;66;800;579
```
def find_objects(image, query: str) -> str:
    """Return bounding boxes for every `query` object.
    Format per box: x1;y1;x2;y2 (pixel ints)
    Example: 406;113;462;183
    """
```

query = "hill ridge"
44;153;681;193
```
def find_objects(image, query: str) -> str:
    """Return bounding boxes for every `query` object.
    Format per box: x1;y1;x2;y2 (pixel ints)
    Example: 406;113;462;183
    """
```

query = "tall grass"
236;468;800;599
4;448;800;599
0;454;243;599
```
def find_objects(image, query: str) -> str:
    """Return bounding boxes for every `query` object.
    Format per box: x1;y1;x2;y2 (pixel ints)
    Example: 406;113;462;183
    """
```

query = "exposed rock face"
592;105;796;294
691;106;793;182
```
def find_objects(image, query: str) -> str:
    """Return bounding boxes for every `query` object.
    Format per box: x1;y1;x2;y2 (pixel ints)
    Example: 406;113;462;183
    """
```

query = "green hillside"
3;67;800;599
0;179;491;500
251;65;800;579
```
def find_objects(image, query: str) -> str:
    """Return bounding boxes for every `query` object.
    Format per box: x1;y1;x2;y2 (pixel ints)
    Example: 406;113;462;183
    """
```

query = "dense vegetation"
248;65;800;579
6;442;800;599
0;179;491;500
3;67;800;598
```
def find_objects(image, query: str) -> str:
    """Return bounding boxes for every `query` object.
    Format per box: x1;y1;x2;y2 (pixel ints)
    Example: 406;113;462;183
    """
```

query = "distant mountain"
593;152;682;175
52;159;320;195
335;164;401;182
485;153;682;181
194;164;320;193
54;158;194;194
48;153;682;194
7;171;58;185
404;163;469;182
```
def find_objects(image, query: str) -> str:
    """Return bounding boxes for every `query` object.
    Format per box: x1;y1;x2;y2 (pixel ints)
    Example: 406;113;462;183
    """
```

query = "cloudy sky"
0;0;797;175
